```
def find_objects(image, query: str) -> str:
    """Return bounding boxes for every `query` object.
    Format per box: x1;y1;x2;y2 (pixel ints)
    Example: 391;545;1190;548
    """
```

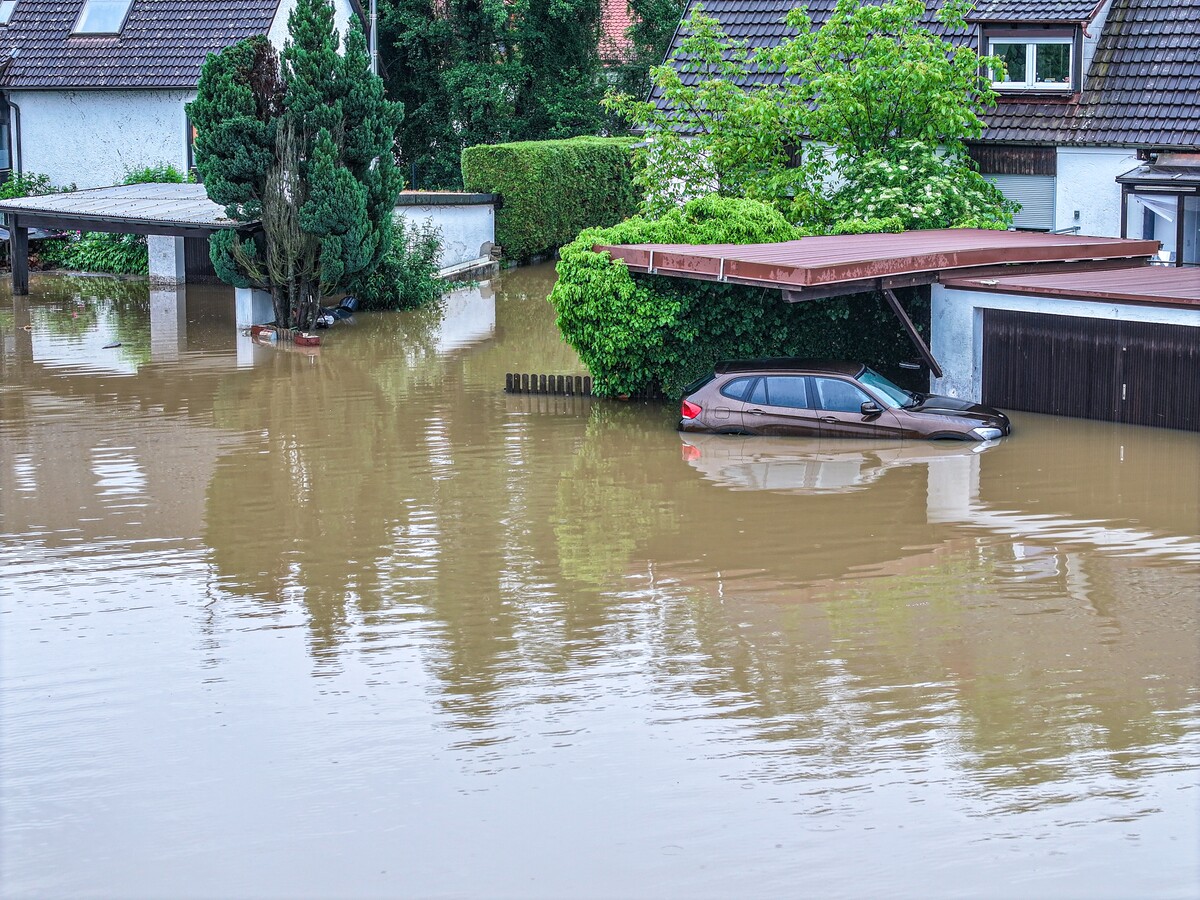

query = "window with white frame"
0;1;19;26
989;36;1074;91
72;0;134;34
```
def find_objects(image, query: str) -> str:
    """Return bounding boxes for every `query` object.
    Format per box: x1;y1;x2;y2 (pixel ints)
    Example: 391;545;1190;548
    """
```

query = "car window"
747;378;768;406
719;376;754;401
763;376;810;409
813;377;872;413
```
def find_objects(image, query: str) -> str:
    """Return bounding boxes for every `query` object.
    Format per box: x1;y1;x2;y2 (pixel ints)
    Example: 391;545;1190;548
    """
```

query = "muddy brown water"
1;266;1198;899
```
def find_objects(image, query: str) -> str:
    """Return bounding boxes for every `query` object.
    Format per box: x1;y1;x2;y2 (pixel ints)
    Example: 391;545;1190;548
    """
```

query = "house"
655;0;1200;266
0;0;364;190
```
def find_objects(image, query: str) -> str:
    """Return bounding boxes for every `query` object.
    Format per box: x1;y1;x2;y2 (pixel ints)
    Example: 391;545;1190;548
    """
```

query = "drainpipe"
8;95;21;173
369;0;378;76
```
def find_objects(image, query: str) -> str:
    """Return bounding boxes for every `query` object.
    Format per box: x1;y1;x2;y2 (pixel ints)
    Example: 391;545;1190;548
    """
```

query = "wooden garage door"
982;309;1200;431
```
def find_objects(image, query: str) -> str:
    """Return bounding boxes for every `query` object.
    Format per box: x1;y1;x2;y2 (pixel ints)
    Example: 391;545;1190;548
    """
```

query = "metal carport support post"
9;213;29;296
883;288;942;379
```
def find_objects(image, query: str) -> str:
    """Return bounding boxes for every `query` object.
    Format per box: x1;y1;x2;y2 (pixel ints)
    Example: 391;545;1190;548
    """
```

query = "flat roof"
596;229;1160;297
0;183;248;234
942;264;1200;308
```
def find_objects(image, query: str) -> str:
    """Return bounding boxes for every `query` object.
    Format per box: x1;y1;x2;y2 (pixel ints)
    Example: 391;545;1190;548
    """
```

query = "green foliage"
379;0;608;189
122;163;190;185
461;136;641;260
187;0;405;329
0;171;73;200
550;196;930;397
609;0;1014;232
55;233;149;276
348;219;444;311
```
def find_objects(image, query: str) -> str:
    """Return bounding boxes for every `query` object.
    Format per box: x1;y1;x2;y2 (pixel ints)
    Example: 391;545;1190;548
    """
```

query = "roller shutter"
986;174;1056;231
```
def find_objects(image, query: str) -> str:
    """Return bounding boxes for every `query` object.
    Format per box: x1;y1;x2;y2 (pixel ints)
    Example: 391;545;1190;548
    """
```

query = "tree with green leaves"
188;0;404;330
378;0;608;189
609;0;1015;230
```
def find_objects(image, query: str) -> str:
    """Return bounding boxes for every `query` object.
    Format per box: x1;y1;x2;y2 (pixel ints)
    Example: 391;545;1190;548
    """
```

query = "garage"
981;309;1199;430
932;265;1200;432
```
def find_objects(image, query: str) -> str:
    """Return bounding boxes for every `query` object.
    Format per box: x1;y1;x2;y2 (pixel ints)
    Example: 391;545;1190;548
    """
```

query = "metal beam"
883;288;941;379
10;216;28;296
12;213;244;240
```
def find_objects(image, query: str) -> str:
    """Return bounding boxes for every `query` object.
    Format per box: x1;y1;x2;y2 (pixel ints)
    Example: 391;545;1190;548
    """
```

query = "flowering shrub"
609;0;1014;233
830;142;1017;231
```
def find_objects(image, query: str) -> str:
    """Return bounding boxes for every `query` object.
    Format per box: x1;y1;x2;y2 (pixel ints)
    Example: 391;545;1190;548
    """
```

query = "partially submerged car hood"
910;394;1008;424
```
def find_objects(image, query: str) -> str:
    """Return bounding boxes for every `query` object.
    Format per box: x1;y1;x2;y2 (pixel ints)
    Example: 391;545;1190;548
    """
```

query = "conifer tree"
188;0;404;330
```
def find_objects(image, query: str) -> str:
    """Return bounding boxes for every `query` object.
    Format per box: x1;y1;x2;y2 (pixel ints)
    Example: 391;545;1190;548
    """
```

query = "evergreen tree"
188;0;404;330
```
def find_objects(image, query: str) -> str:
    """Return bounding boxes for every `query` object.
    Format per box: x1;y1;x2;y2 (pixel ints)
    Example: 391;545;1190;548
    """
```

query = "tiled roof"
0;0;281;90
600;0;635;63
967;0;1100;22
654;0;1200;150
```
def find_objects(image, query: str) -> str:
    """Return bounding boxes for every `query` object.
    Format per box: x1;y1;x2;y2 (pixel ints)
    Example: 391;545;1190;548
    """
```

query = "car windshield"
858;367;914;409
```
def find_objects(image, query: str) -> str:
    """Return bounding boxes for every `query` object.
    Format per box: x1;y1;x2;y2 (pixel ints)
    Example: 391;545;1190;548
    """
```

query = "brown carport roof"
596;229;1159;300
943;266;1200;309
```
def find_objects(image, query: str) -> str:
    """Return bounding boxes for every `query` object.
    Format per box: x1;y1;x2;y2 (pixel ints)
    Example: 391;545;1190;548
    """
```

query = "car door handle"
821;416;838;424
747;408;764;415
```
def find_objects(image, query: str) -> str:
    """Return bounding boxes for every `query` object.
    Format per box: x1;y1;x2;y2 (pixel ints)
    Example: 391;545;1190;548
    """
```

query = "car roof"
714;359;865;378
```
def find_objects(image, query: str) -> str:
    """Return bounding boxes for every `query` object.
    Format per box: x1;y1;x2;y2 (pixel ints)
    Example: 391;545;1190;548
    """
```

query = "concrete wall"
930;284;1200;401
394;201;496;274
1054;146;1138;236
9;89;194;189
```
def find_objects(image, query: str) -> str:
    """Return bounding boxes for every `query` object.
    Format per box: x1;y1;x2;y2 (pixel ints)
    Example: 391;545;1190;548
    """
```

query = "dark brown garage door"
982;309;1199;431
183;236;223;284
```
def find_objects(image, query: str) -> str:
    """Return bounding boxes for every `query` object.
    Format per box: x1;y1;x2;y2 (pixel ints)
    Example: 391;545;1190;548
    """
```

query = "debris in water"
103;342;122;349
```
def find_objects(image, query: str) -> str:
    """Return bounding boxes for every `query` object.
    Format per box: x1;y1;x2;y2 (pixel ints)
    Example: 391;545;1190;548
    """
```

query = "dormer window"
0;1;18;26
987;29;1077;92
72;0;134;35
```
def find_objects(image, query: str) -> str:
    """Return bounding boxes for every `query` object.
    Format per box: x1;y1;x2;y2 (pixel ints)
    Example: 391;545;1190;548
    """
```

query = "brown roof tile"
0;0;281;89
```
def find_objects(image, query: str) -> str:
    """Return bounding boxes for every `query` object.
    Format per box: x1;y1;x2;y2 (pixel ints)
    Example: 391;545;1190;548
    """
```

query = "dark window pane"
748;378;767;406
763;376;810;409
992;41;1027;83
1035;43;1071;85
719;377;753;401
813;377;871;413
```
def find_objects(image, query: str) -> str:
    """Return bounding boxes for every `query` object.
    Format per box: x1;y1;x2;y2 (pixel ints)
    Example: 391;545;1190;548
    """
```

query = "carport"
0;183;256;294
597;228;1160;379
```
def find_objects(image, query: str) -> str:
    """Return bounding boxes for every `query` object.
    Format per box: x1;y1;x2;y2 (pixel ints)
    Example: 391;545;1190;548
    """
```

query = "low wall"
394;192;498;277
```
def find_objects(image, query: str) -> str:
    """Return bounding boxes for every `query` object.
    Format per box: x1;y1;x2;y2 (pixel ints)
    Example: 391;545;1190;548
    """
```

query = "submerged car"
678;359;1011;441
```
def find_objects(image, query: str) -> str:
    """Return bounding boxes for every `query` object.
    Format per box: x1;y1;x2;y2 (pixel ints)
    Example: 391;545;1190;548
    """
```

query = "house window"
989;37;1074;91
0;1;18;25
72;0;134;34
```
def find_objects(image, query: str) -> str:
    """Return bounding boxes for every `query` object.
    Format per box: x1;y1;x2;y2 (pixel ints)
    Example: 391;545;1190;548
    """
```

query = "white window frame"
989;36;1074;91
71;0;135;35
0;1;18;26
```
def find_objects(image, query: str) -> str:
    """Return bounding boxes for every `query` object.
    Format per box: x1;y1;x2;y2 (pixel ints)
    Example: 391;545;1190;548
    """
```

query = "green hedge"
549;196;930;398
461;136;640;261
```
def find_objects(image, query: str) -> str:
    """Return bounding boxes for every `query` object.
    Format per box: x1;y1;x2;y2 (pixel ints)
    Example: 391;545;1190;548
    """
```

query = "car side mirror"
860;401;882;417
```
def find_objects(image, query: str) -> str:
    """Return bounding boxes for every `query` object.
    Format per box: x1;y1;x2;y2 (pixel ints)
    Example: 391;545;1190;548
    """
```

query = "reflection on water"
1;268;1198;899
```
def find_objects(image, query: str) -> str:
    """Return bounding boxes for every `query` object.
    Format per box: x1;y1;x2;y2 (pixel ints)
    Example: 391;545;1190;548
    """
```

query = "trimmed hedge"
549;196;930;398
461;136;640;261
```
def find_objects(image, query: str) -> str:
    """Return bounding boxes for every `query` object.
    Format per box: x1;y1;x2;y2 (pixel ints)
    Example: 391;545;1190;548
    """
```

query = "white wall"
1054;146;1138;236
930;283;1200;401
394;202;496;273
9;89;193;189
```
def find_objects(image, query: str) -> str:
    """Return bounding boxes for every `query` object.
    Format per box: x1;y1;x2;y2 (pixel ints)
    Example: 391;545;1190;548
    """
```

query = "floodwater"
1;265;1198;900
